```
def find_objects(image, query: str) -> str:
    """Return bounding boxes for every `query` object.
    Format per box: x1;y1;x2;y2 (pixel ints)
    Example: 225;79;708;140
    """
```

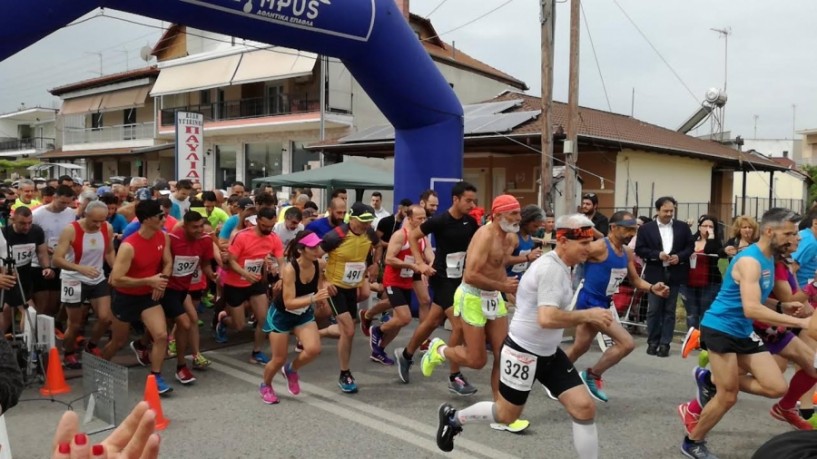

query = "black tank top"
275;259;319;312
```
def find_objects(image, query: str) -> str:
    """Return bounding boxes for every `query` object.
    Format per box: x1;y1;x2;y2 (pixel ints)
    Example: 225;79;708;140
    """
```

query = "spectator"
580;192;608;238
681;214;724;329
371;191;390;228
721;215;759;261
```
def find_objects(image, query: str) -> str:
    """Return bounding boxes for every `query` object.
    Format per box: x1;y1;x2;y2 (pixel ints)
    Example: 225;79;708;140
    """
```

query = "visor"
351;212;375;223
611;218;638;228
298;233;322;248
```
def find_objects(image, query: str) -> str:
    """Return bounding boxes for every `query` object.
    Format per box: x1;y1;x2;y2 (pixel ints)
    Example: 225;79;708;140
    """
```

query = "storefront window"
215;144;238;189
291;141;321;174
245;142;283;189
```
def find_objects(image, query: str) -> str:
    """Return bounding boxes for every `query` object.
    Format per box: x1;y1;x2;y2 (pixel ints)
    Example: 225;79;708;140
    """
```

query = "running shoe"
698;350;709;369
694;367;716;408
129;340;151;367
394;347;412;383
154;374;173;395
369;325;384;351
581;370;608;402
771;403;814;430
250;351;270;365
63;353;81;370
381;312;391;323
281;363;301;395
421;337;446;377
295;341;304;353
677;402;699;436
214;311;228;344
448;374;478;396
84;343;102;358
167;339;177;358
358;309;372;337
338;373;358;393
436;403;461;452
259;383;279;404
490;419;530;433
175;366;196;385
682;327;701;359
247;314;257;329
543;384;558;400
192;353;211;370
680;438;719;459
370;348;395;366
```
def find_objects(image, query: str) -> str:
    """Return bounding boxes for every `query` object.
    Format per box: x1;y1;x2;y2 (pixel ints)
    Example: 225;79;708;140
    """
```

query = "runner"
182;219;219;370
680;208;812;459
52;201;115;368
306;198;347;239
321;202;381;393
273;207;304;247
11;179;41;212
215;207;284;364
369;205;434;364
259;231;329;404
434;214;609;457
394;182;478;395
32;185;77;318
102;200;173;394
564;211;670;402
505;205;545;303
421;194;528;432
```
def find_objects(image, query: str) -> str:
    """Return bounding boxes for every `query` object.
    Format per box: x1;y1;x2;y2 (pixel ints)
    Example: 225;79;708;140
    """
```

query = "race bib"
61;279;82;303
11;243;35;266
191;267;203;285
510;250;531;274
400;255;415;278
446;251;466;278
47;237;59;250
500;346;537;392
342;262;366;286
244;259;264;275
605;267;628;296
480;291;500;320
172;255;200;277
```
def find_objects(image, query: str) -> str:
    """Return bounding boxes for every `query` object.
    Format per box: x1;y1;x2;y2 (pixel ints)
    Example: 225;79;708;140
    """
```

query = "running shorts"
262;306;315;334
428;274;459;309
62;279;110;308
33;268;61;292
223;282;268;307
327;286;358;317
701;325;767;355
385;286;412;307
159;288;188;319
453;283;507;328
498;336;583;406
112;292;160;323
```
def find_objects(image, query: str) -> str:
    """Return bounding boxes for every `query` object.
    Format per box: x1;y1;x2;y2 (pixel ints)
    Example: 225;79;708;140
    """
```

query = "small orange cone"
143;374;170;431
40;347;71;396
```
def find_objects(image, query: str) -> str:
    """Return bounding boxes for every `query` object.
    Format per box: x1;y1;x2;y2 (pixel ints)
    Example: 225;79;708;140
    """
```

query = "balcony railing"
63;122;154;145
160;94;322;126
0;137;56;152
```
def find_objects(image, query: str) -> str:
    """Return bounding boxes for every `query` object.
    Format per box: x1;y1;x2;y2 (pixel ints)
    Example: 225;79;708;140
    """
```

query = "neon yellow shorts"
453;283;507;328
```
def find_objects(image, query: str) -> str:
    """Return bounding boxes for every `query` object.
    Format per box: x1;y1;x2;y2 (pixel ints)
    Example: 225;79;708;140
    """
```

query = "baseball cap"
135;188;153;201
610;213;639;228
349;202;375;222
398;198;413;207
96;186;112;196
237;197;255;210
298;232;322;248
582;193;599;205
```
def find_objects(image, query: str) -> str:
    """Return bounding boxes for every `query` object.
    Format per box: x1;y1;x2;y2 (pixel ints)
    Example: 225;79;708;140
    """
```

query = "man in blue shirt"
682;208;811;459
218;197;255;242
792;211;817;287
306;197;346;238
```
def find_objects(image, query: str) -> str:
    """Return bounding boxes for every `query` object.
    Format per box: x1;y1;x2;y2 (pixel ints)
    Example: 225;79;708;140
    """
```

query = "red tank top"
116;229;166;295
383;228;425;289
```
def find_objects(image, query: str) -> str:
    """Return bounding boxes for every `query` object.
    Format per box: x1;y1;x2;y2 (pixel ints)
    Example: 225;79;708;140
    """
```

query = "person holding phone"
721;215;759;260
681;215;725;330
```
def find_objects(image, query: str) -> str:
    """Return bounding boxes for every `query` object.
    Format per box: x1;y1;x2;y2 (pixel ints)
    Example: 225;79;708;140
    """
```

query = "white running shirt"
32;206;76;268
60;223;106;285
509;250;575;356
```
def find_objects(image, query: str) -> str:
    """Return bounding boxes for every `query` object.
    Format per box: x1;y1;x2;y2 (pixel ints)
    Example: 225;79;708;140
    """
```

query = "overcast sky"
1;0;815;141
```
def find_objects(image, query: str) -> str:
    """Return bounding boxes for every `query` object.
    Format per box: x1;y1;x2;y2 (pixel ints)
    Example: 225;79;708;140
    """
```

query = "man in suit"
635;196;695;357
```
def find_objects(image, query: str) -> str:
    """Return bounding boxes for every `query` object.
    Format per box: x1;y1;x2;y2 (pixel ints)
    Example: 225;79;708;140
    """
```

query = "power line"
425;0;450;18
422;0;515;43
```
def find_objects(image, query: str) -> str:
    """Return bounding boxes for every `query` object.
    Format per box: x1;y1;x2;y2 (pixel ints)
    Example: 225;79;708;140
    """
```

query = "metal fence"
63;122;154;145
601;198;806;224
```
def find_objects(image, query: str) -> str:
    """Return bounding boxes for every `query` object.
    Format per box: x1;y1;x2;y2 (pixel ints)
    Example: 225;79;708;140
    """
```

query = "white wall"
615;149;714;221
743;139;801;160
733;170;806;201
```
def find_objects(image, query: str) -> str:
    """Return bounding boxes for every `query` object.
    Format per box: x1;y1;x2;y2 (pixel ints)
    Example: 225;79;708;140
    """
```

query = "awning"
60;94;103;115
230;49;317;86
98;85;151;112
150;54;242;97
39;144;174;160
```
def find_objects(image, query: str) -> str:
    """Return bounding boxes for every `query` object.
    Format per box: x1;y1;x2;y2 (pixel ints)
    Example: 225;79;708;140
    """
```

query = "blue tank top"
701;244;774;338
507;233;536;279
576;238;629;309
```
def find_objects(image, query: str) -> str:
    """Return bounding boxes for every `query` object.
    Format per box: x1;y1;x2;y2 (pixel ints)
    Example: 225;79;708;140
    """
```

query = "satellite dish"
139;45;153;62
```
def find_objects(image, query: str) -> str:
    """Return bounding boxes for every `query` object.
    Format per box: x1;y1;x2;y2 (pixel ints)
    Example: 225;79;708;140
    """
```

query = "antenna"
710;27;731;142
139;45;153;62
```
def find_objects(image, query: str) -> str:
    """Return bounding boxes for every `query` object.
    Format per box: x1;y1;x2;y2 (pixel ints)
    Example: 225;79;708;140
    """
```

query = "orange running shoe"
681;327;701;359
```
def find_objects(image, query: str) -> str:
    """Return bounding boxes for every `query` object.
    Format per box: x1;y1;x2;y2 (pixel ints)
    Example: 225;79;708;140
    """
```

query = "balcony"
0;137;55;153
63;122;154;146
159;94;322;126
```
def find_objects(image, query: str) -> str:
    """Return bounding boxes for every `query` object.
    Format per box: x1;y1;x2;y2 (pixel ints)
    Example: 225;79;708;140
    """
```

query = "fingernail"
92;444;104;455
58;442;70;454
75;433;88;446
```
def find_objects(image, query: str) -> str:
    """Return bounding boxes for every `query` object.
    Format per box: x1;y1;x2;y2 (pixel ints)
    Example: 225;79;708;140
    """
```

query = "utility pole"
753;114;758;139
539;0;555;212
564;0;581;214
711;27;730;142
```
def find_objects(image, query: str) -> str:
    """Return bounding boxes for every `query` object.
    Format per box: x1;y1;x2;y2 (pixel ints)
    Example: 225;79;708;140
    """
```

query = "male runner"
103;200;173;394
307;198;347;238
565;211;670;402
52;201;115;368
505;205;545;304
681;208;812;459
32;185;77;318
394;182;478;395
321;202;381;393
435;214;610;457
216;207;283;364
11;179;41;212
421;194;527;432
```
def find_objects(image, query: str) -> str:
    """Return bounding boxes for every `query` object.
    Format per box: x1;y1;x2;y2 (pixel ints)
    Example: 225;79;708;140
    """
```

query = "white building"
0;106;57;165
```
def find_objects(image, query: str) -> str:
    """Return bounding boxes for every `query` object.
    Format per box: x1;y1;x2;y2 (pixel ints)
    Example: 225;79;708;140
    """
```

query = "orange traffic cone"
40;347;71;396
143;374;170;431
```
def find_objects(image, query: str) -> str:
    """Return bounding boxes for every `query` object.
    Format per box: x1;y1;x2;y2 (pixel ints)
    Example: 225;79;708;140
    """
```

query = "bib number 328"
500;346;537;392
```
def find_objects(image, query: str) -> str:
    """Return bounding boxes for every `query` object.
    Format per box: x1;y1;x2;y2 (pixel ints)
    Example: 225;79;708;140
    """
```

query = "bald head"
331;197;346;211
329;197;347;226
406;204;428;228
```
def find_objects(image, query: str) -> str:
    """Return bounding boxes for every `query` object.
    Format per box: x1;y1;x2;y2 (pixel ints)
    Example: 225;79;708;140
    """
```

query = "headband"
556;226;595;240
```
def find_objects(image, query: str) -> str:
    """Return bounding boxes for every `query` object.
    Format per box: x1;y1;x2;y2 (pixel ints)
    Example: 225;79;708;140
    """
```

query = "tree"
802;164;817;206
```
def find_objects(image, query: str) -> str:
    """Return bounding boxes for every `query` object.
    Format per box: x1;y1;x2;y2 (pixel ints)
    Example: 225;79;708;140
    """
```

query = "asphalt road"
4;322;795;458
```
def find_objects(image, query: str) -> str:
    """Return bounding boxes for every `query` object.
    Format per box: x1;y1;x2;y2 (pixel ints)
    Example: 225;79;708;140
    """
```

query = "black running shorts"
498;336;584;406
328;286;359;318
223;282;268;308
385;286;412;307
428;275;459;310
701;325;767;355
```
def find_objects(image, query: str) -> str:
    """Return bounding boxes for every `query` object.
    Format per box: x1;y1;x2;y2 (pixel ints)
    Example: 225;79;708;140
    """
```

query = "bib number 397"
500;346;537;392
172;255;199;277
61;279;82;303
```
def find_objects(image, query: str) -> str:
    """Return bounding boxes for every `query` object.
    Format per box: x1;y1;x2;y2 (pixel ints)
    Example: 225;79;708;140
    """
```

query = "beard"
258;227;272;236
499;219;520;233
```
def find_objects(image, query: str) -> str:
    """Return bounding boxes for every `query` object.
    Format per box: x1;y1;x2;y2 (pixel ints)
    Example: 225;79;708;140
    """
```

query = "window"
266;84;284;115
123;108;136;125
215;144;238;189
245;142;283;186
91;113;103;131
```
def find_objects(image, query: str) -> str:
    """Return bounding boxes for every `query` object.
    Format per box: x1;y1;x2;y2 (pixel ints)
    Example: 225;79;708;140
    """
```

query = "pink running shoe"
281;363;301;395
259;383;279;404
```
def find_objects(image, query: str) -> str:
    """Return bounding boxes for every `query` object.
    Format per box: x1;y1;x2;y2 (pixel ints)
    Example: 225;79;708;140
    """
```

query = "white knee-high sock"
455;402;496;426
572;419;598;459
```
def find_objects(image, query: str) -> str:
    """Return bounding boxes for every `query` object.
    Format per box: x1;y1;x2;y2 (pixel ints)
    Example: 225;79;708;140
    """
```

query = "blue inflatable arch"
0;0;464;209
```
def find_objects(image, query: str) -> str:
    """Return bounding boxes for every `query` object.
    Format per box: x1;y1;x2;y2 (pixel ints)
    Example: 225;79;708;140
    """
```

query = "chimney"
396;0;410;20
783;150;789;158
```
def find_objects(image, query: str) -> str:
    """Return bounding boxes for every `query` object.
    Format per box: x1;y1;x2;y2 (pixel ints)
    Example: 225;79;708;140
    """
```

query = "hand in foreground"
51;401;160;459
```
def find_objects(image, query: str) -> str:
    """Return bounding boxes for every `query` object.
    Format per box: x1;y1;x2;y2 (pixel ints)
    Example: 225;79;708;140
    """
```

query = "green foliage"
802;164;817;203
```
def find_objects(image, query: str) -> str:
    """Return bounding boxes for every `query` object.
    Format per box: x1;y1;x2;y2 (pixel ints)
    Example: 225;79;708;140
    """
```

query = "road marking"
207;351;521;459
